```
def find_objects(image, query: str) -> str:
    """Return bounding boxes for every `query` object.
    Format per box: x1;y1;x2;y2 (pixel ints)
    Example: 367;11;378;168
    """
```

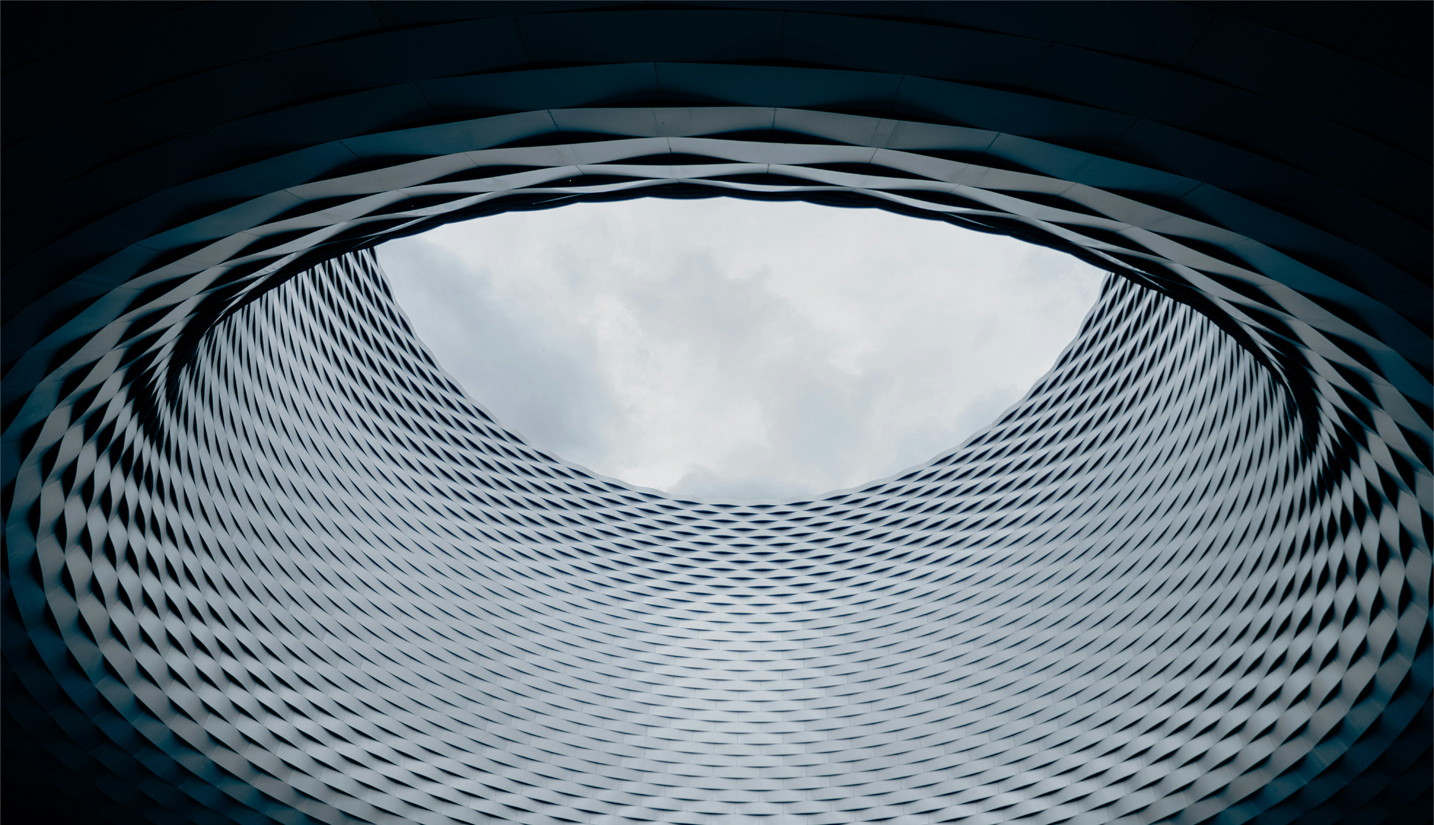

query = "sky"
377;197;1105;502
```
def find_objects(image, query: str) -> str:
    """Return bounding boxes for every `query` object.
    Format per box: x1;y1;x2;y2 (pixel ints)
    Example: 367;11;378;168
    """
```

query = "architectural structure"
3;4;1429;823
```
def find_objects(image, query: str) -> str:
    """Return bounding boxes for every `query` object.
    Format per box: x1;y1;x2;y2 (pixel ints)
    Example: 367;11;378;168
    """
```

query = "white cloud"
377;198;1105;501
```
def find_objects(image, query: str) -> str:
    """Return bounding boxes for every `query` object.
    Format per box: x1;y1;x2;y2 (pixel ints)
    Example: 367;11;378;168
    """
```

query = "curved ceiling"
2;3;1429;824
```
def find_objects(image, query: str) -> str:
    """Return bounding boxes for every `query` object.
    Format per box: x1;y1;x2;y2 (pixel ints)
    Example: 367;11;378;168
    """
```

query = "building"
3;4;1429;823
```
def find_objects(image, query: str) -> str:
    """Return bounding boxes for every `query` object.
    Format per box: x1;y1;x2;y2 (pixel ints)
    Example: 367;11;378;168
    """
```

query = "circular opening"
378;198;1105;501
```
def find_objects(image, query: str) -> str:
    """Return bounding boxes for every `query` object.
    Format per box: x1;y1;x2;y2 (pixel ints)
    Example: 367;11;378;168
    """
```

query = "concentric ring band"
2;5;1429;824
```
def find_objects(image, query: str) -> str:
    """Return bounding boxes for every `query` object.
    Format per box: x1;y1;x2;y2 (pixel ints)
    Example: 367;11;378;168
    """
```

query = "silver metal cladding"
2;4;1429;824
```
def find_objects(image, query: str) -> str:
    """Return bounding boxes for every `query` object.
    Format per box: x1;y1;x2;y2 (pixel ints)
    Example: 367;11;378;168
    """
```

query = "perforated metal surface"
3;4;1429;824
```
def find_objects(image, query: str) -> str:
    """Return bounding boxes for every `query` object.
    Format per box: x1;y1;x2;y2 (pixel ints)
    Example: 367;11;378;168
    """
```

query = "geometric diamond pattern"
3;4;1428;824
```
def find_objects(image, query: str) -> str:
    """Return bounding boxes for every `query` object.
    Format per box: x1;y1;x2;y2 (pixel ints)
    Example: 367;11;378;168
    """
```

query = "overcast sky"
377;197;1104;502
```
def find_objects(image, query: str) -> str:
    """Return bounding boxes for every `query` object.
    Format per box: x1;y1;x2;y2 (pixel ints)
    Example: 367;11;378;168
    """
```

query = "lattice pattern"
3;4;1429;824
2;248;1426;824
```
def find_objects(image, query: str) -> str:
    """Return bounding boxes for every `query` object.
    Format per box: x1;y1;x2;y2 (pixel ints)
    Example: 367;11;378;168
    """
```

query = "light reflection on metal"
2;4;1428;823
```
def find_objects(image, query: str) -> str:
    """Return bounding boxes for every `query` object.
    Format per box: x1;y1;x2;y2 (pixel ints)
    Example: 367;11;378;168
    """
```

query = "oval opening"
378;198;1104;502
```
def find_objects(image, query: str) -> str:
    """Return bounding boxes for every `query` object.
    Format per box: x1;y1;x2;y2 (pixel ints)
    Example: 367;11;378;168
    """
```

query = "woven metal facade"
3;3;1430;824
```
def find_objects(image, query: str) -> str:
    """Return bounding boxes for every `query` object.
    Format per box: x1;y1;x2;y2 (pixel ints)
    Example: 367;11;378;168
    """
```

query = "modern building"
3;4;1429;824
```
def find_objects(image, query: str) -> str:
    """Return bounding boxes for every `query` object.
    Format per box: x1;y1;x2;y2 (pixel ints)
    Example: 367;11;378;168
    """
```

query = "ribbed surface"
3;4;1429;823
2;248;1426;824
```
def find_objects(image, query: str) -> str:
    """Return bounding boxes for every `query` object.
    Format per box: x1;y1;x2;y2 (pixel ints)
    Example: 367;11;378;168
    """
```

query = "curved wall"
3;4;1429;824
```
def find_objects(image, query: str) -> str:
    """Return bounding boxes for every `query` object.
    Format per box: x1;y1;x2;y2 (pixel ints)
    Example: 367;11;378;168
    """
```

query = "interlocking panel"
3;4;1428;823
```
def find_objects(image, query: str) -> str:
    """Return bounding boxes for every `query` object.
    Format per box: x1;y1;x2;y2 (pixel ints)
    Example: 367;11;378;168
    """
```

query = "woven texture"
3;4;1428;823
